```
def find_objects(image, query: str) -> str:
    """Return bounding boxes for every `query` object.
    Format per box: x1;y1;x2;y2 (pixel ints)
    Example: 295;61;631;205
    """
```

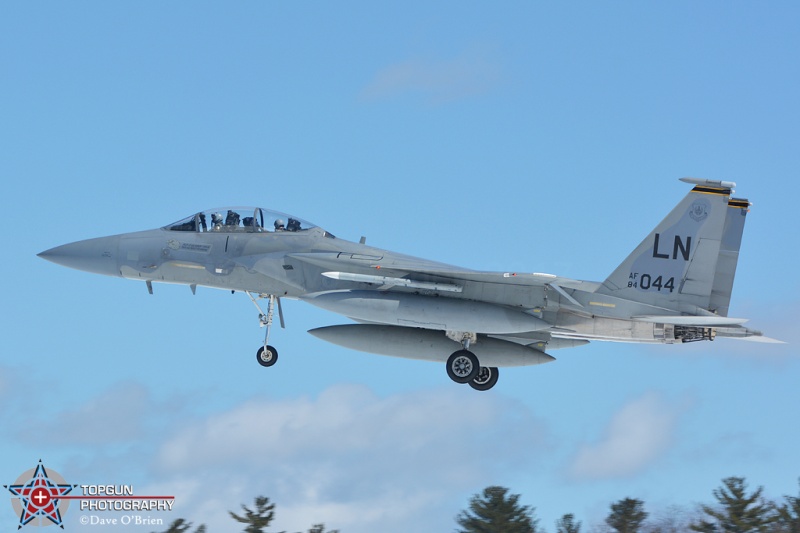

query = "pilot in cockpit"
225;210;240;227
274;219;285;231
211;212;224;230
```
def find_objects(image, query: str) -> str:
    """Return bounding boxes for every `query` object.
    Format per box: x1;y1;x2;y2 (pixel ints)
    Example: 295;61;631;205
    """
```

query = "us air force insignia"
689;200;709;222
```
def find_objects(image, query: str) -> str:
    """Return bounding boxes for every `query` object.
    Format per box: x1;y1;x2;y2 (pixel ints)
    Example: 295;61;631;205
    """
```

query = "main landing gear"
446;350;479;383
445;334;499;391
470;366;499;392
247;292;284;368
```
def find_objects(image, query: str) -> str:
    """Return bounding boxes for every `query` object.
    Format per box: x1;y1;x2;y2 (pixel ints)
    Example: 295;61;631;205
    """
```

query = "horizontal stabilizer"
634;315;749;326
727;335;786;344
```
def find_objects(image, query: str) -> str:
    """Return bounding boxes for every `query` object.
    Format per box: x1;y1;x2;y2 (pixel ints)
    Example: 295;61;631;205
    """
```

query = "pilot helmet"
274;219;285;229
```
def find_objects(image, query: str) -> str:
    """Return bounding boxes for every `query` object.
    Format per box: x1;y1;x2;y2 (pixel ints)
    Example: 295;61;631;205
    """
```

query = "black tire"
446;350;480;384
469;366;499;391
256;345;278;367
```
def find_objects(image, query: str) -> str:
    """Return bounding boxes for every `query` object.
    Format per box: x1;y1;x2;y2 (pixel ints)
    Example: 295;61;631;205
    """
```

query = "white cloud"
149;384;548;533
6;381;548;532
568;392;685;480
360;47;501;103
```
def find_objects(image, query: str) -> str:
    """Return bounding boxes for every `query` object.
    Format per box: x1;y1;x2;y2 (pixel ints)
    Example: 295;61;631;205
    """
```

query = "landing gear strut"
247;292;284;368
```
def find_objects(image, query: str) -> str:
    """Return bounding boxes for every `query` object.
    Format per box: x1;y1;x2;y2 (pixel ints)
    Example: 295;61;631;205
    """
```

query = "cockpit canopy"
165;207;321;234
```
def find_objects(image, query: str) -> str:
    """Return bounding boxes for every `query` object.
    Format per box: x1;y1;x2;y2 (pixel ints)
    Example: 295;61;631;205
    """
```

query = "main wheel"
446;350;480;384
469;366;499;391
256;345;279;367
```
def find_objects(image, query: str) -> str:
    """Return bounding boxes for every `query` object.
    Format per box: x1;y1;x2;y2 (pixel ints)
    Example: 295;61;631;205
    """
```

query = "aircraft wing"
285;252;600;291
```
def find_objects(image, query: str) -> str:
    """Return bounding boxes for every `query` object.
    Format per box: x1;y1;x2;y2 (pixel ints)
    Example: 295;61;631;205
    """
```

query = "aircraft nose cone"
38;236;120;276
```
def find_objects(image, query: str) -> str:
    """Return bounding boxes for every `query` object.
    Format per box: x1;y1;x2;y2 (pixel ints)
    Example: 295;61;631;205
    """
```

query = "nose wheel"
256;345;279;367
247;292;285;368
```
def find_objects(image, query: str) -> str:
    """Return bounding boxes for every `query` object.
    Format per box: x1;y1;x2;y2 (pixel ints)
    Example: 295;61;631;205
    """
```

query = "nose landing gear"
247;292;284;368
256;345;278;367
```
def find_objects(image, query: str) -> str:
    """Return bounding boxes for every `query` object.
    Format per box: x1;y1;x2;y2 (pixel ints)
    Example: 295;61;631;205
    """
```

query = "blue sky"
1;2;799;532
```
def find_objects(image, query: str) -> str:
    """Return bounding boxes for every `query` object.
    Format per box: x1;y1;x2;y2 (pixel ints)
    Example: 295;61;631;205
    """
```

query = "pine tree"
456;486;540;533
606;498;648;533
689;477;777;532
306;525;339;533
776;479;800;533
230;496;277;533
555;513;582;533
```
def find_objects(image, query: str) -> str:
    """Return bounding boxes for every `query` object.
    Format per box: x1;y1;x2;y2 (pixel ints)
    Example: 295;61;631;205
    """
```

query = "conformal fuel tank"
302;290;549;334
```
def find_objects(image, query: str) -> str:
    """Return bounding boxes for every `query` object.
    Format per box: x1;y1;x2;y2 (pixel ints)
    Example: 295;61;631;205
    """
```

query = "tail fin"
598;178;749;314
709;196;751;316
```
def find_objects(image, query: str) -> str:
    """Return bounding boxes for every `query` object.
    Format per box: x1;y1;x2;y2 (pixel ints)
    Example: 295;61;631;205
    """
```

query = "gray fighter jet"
38;178;779;390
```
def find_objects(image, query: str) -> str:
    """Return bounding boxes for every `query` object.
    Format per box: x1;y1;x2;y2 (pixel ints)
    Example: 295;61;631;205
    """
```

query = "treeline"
457;477;800;533
153;496;338;533
155;476;799;533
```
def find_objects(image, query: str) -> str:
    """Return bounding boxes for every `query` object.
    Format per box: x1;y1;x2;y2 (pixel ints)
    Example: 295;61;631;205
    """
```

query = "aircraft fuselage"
39;183;776;391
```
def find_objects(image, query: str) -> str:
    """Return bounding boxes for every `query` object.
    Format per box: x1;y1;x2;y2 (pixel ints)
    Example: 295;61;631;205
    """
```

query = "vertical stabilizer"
708;197;750;316
598;178;745;313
